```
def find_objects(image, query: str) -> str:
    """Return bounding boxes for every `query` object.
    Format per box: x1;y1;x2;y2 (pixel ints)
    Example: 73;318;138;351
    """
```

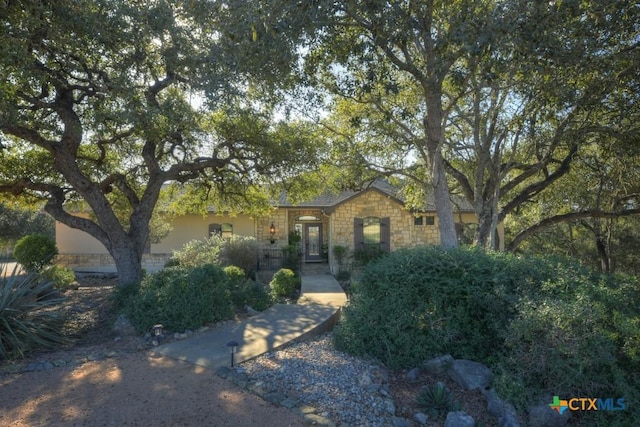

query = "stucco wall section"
57;213;257;255
56;219;109;254
152;213;256;253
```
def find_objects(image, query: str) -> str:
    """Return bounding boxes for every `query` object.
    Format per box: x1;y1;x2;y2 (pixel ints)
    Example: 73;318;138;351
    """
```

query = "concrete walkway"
151;274;348;370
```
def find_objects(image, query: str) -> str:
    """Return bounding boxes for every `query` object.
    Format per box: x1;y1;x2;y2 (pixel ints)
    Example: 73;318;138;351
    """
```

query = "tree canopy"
0;0;320;285
292;0;640;254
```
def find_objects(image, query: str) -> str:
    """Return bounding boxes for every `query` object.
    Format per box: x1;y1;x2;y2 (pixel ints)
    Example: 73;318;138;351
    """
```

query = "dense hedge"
121;264;234;333
333;246;640;425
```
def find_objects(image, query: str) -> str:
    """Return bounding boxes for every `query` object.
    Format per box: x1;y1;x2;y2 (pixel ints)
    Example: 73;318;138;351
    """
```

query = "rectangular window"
414;216;424;225
221;223;233;240
363;217;381;245
425;216;435;225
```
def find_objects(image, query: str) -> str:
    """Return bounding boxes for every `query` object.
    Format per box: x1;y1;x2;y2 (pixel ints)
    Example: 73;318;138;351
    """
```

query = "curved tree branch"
508;208;640;252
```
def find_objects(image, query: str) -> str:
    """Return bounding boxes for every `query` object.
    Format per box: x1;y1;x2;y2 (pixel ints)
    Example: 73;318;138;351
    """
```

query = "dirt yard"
0;275;305;427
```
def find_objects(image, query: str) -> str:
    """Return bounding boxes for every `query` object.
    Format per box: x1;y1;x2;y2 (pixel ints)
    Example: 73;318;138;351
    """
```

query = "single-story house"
56;179;504;273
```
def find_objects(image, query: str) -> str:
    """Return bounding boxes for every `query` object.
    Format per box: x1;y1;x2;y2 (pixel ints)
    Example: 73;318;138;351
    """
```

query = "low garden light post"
227;340;239;367
153;324;163;337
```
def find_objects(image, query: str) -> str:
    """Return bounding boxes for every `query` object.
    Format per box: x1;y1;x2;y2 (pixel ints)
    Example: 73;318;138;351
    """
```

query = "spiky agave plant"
0;262;69;359
415;382;460;419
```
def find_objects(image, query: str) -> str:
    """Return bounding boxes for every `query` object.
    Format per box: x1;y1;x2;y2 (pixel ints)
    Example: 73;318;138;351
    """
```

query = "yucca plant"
416;382;460;419
0;262;69;359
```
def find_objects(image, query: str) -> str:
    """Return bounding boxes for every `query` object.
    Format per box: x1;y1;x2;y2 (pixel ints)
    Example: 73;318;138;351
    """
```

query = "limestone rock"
422;354;453;374
444;411;475;427
528;403;571;427
112;314;136;337
447;359;492;390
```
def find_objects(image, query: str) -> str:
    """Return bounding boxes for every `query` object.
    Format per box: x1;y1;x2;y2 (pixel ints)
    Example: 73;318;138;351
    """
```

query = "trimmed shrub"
0;263;68;359
223;265;271;312
13;234;58;272
224;265;248;307
241;280;272;311
281;244;300;271
41;265;76;290
123;264;233;333
269;268;300;299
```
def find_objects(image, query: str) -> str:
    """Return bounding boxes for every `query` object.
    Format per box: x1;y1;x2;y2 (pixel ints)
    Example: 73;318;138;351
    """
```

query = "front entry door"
304;223;323;262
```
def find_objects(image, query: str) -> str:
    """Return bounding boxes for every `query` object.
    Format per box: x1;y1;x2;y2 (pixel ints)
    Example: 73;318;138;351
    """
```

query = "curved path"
151;274;348;369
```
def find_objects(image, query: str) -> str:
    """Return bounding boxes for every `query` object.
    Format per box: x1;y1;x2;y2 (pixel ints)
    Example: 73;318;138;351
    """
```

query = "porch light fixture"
227;340;239;367
269;222;276;244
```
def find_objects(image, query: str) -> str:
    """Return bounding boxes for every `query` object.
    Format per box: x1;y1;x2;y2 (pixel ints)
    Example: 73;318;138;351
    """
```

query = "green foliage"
0;1;321;287
335;245;640;424
13;234;58;272
240;280;272;311
170;236;222;268
334;246;522;368
223;265;272;312
353;245;384;266
497;272;640;424
288;230;301;245
170;235;259;276
0;262;68;359
333;244;348;262
41;265;76;290
415;382;459;420
269;268;300;299
122;264;233;333
224;265;247;307
281;244;300;271
219;236;259;278
0;204;54;251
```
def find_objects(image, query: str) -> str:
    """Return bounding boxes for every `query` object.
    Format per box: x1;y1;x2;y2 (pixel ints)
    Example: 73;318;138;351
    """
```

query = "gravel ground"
241;333;399;426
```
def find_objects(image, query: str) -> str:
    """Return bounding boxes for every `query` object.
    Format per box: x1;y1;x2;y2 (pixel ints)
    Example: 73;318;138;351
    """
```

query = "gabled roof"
278;178;474;213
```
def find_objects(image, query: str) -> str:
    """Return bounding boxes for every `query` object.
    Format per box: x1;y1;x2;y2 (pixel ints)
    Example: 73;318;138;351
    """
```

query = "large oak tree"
0;0;318;286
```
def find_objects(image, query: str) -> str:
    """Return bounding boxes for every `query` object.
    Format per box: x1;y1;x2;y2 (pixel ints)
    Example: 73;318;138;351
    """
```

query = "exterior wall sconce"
269;222;276;244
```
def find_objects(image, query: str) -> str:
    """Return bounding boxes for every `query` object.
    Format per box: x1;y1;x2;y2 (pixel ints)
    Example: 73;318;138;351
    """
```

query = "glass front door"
304;223;323;262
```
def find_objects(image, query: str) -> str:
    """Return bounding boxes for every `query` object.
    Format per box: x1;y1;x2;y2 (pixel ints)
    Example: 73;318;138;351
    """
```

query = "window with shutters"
354;217;390;253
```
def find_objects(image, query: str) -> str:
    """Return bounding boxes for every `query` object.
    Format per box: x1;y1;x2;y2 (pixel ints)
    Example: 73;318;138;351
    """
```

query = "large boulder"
528;403;571;427
444;411;475;427
447;359;492;390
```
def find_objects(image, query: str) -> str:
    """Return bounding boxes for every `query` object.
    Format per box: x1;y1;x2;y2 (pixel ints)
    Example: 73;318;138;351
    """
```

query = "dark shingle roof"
278;179;474;213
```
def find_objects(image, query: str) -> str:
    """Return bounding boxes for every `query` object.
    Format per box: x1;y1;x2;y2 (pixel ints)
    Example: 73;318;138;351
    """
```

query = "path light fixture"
227;340;239;367
153;324;163;337
269;222;276;244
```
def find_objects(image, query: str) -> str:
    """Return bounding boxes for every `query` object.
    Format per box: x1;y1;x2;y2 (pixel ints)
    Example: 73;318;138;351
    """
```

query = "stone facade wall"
57;253;171;272
330;190;441;265
256;209;288;250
